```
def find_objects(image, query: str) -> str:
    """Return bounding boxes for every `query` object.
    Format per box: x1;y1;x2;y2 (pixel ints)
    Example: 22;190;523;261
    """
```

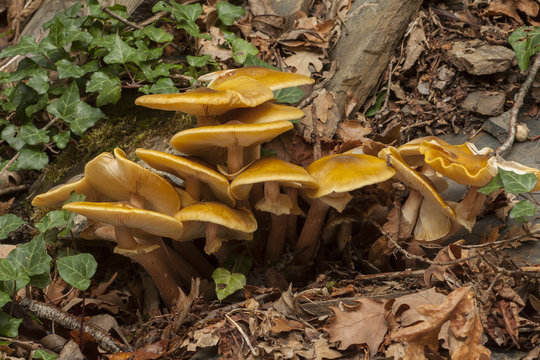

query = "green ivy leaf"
103;34;137;64
17;147;49;170
154;1;210;39
365;90;387;117
0;125;25;151
0;258;29;284
86;72;122;106
57;253;97;291
0;312;23;338
230;37;258;64
19;124;50;145
274;87;305;104
138;62;176;81
216;1;245;26
499;168;538;194
8;237;51;277
25;94;49;118
52;131;70;149
0;214;27;240
187;55;212;67
55;59;86;79
510;200;537;223
147;77;177;94
3;58;40;83
68;101;105;135
35;210;70;233
508;26;540;71
243;54;276;69
478;174;503;195
0;36;40;57
26;69;50;95
46;81;80;121
32;349;57;360
0;291;10;308
134;27;173;43
212;267;246;301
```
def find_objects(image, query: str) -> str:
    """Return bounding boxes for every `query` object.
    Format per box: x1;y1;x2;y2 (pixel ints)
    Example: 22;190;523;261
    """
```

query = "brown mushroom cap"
136;149;235;207
200;66;315;91
170;120;294;163
175;202;257;234
84;148;180;216
134;76;273;115
230;157;317;200
63;202;184;240
31;175;106;208
217;102;305;124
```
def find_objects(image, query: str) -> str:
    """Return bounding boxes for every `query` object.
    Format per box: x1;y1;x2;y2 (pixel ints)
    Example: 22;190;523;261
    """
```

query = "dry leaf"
423;243;464;287
402;22;427;71
484;0;539;22
448;310;491;360
392;287;447;327
283;50;323;76
270;317;305;334
335;120;372;141
324;298;387;356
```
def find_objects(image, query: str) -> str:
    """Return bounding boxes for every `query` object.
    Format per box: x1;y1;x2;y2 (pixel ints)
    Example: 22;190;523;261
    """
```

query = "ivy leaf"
187;54;211;67
86;72;122;106
212;267;246;301
510;200;537;224
32;349;58;360
35;210;70;233
0;214;27;240
8;237;51;277
0;291;10;308
0;36;40;57
0;312;23;338
1;125;25;151
478;174;503;195
52;131;70;149
274;87;305;104
69;101;105;135
26;69;50;95
57;253;97;291
243;54;276;69
56;59;86;79
3;58;40;83
46;81;80;121
25;94;49;118
499;168;538;194
147;77;177;94
19;124;50;145
17;147;49;170
365;90;387;117
103;34;137;64
134;27;173;43
29;271;50;289
0;258;29;284
138;62;176;81
508;26;540;71
216;1;245;26
230;37;258;64
154;1;210;39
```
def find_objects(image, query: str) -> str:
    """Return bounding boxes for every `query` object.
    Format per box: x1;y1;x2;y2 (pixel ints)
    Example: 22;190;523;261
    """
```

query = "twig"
225;314;258;356
382;59;394;111
458;227;540;249
102;7;142;29
401;119;435;131
0;184;27;196
497;54;540;156
354;269;425;282
21;298;131;353
137;11;167;28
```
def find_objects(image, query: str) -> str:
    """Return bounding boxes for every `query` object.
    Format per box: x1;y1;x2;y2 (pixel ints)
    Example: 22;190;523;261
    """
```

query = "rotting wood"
327;0;423;117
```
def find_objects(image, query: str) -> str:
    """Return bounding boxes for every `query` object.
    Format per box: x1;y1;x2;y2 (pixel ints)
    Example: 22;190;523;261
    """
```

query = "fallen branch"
21;298;131;353
497;54;540;156
102;7;142;29
0;184;27;197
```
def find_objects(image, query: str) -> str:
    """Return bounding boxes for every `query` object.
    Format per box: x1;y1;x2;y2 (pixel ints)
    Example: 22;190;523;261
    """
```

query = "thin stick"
0;184;27;196
102;7;142;29
225;314;258;356
138;11;167;28
497;54;540;155
21;298;130;353
354;269;425;281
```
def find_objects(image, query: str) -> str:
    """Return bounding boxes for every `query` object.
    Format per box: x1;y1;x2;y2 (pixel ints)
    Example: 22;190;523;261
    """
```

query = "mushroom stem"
197;115;216;127
227;144;244;174
204;222;222;255
114;226;139;249
264;181;281;205
129;193;145;209
173;241;215;278
336;222;353;251
285;188;299;247
184;176;201;202
245;144;261;164
265;213;288;262
294;199;330;264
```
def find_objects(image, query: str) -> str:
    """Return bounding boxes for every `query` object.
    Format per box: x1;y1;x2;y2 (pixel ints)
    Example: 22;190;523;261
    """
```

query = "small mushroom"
170;120;294;174
136;149;235;207
175;202;257;255
295;154;396;263
63;202;196;307
135;76;274;126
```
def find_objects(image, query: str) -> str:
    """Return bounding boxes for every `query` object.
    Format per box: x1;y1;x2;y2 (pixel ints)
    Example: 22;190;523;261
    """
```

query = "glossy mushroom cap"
134;76;273;115
84;148;180;216
305;154;396;212
200;66;315;91
217;102;305;124
63;202;184;240
32;175;105;208
136;149;235;207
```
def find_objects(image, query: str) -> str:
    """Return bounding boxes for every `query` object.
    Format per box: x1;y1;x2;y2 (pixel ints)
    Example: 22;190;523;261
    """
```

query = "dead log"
327;0;422;116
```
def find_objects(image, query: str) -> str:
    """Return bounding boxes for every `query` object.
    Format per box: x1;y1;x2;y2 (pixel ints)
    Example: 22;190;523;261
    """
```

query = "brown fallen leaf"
283;50;324;76
448;310;491;360
335;120;372;142
402;20;427;71
270;316;305;334
324;298;387;356
484;0;539;22
392;287;447;327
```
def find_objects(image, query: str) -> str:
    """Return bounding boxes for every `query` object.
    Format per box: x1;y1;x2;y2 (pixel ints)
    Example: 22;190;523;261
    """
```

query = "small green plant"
0;193;97;338
212;251;252;301
479;168;539;224
508;26;540;71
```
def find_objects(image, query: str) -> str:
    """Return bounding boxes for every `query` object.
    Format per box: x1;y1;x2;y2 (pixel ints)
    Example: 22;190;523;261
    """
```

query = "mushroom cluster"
33;66;537;307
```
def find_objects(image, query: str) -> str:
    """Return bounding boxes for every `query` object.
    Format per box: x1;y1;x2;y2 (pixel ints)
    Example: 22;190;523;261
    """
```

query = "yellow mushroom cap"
230;157;317;200
200;66;314;91
136;149;235;207
217;102;305;124
305;154;396;199
170;120;294;160
134;77;273;115
379;147;456;218
84;148;180;216
63;202;184;240
419;139;493;187
31;175;106;208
